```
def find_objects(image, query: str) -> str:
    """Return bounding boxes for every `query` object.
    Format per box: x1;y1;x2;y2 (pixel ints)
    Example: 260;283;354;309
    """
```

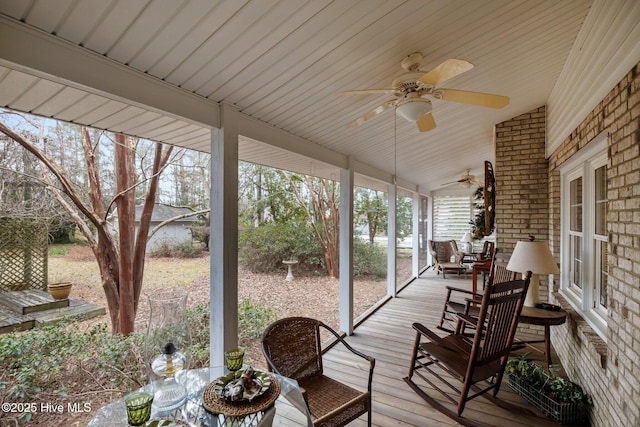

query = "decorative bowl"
48;282;72;300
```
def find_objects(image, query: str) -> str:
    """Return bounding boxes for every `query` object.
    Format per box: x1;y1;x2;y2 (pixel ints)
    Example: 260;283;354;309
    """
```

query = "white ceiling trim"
0;14;220;130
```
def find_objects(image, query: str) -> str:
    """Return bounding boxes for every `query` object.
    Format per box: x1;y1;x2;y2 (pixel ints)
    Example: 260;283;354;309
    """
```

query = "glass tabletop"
87;367;313;427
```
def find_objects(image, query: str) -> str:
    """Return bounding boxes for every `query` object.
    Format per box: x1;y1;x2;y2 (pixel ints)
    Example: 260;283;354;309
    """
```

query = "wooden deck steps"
30;297;106;326
0;289;69;314
0;289;105;333
0;310;35;333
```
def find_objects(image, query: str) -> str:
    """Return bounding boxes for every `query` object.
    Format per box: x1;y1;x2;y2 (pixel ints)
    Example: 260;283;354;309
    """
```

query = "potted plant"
47;281;72;300
505;357;592;424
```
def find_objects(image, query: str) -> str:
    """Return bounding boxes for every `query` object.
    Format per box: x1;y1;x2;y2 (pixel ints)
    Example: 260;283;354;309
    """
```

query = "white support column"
387;182;397;297
412;191;420;278
339;167;354;334
210;104;239;367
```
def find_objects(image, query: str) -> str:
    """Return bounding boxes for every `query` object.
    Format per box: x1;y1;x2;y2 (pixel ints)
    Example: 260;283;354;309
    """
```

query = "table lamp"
506;237;560;307
461;232;473;253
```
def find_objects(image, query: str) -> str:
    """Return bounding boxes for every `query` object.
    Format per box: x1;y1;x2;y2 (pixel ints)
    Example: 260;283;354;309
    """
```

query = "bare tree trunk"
114;134;137;335
79;127;121;330
288;174;340;278
133;143;173;311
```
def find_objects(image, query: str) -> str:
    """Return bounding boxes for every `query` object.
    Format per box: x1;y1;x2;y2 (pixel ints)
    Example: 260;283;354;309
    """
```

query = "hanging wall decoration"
470;161;496;238
483;160;496;235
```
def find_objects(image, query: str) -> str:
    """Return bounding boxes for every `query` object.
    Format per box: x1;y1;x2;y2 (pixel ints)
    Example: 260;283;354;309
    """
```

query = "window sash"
593;164;608;314
569;233;583;292
594;237;608;313
560;134;608;340
570;177;583;232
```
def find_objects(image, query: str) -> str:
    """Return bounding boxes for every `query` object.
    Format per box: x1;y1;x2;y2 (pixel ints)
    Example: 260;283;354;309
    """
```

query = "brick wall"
494;106;552;303
547;63;640;427
494;63;640;426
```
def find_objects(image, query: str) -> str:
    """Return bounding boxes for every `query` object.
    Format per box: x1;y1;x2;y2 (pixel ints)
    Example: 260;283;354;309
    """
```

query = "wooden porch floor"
322;269;587;427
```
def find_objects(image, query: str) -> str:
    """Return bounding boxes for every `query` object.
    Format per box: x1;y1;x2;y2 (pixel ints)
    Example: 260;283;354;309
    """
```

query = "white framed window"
560;133;608;340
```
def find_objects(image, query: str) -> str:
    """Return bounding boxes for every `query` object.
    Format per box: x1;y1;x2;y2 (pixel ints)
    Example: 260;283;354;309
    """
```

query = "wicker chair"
428;240;466;278
261;317;375;427
404;273;532;426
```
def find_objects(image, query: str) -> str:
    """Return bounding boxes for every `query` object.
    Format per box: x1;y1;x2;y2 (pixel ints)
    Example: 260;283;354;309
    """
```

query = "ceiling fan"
338;52;509;132
441;169;483;187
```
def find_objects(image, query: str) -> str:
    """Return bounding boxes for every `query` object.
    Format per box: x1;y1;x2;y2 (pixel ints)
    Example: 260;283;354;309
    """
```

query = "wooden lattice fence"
0;218;48;292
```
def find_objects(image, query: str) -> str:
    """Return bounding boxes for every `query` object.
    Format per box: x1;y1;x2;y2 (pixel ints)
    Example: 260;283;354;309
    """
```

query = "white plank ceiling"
1;0;635;192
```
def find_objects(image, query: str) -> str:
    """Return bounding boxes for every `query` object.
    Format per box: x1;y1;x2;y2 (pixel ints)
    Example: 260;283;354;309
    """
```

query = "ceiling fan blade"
416;112;436;132
418;58;474;86
346;99;396;129
440;88;510;108
338;88;397;95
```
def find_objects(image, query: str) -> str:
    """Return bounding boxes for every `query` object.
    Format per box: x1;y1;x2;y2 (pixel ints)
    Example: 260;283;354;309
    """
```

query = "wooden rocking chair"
404;273;532;427
438;251;517;333
261;317;375;427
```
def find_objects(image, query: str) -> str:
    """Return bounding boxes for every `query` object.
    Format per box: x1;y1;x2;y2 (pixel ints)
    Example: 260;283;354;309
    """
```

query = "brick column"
494;106;551;300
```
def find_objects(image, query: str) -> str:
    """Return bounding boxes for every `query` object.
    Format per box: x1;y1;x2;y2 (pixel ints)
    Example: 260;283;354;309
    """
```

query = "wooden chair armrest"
412;322;443;343
456;313;479;327
463;296;483;305
473;258;492;268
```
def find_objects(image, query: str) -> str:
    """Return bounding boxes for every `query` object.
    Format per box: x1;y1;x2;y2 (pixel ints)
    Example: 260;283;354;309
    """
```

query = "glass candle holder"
125;391;153;426
143;291;192;414
225;348;245;371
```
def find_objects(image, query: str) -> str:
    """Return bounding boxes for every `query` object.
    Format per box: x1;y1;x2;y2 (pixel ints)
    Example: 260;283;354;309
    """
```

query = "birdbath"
282;260;298;281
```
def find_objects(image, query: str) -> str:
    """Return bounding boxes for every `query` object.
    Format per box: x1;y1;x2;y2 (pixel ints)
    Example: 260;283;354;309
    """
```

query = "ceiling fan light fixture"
395;97;432;122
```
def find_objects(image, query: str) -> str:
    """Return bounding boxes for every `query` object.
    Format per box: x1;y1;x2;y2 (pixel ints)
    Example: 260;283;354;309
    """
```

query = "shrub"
240;223;388;278
173;240;203;258
353;237;386;279
0;298;269;401
238;298;276;339
0;322;145;401
186;302;212;367
150;240;203;258
239;223;323;273
185;299;275;366
149;241;173;258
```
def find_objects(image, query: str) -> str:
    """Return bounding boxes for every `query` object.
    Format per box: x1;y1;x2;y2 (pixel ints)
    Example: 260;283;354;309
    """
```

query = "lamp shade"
506;240;559;274
396;98;432;122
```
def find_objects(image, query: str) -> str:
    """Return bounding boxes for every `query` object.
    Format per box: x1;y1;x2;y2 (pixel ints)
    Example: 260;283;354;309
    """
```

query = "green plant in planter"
546;366;593;406
505;357;592;407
